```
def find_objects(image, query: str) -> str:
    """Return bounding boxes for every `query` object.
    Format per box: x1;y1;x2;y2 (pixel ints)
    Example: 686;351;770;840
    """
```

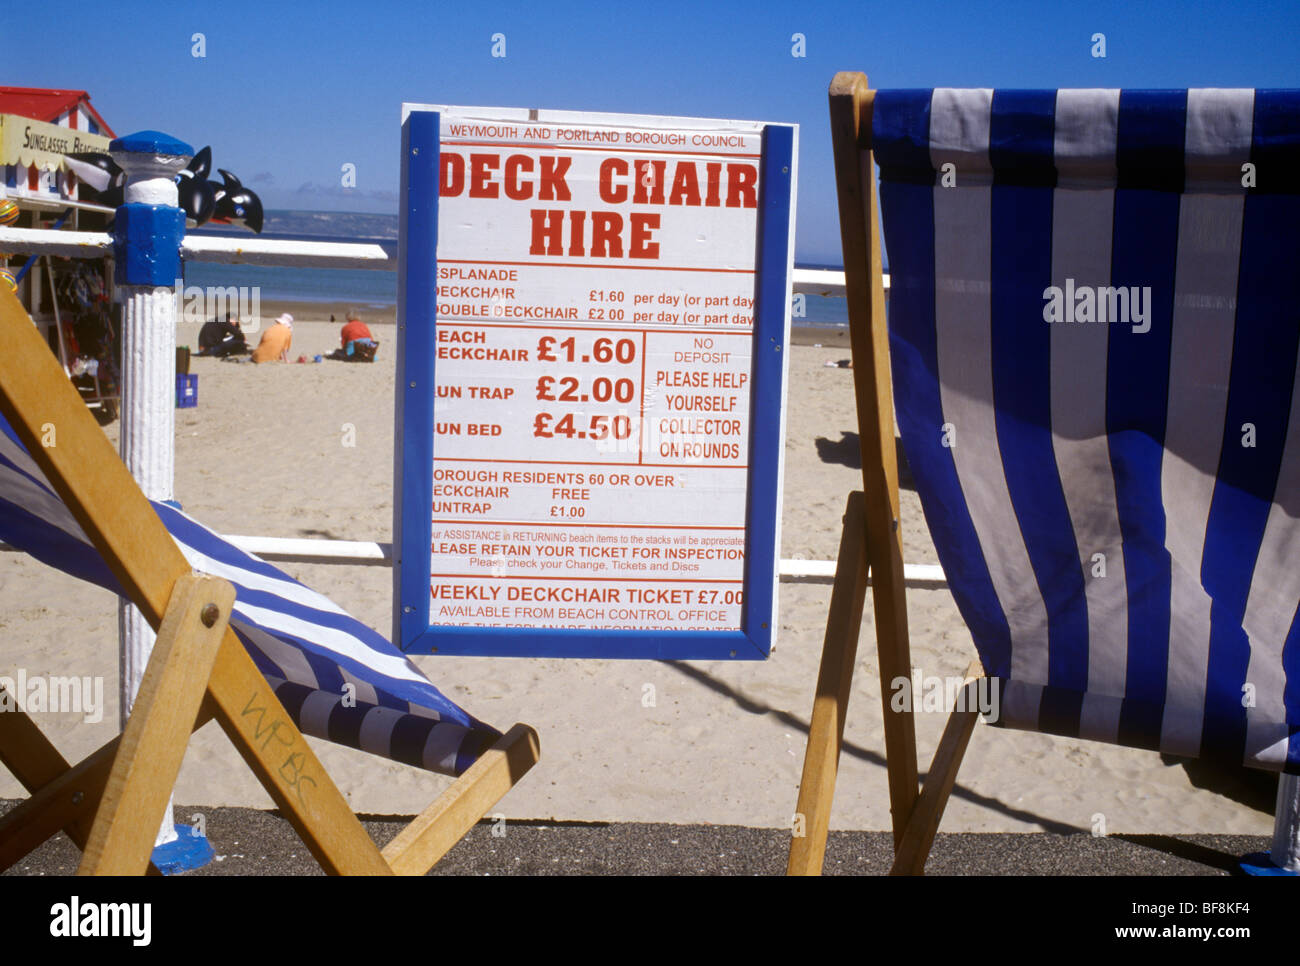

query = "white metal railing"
0;226;875;294
184;537;947;587
0;226;113;258
0;535;942;585
181;235;392;269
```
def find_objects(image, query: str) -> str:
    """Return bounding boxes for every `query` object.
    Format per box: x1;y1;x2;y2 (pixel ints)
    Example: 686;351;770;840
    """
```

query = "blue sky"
9;0;1298;263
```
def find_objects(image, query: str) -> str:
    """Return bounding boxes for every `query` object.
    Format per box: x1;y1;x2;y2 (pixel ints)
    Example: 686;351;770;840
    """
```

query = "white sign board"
395;105;796;659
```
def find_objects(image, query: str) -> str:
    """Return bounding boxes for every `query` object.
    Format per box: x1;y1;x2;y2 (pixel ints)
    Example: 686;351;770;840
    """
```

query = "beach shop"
0;87;119;417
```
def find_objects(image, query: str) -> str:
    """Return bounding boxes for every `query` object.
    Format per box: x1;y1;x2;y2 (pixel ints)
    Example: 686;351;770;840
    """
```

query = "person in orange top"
340;311;372;348
337;310;378;361
251;313;293;363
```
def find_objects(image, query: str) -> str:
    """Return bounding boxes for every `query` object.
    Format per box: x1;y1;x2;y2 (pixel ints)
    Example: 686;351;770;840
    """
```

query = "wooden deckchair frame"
0;286;539;875
787;72;982;876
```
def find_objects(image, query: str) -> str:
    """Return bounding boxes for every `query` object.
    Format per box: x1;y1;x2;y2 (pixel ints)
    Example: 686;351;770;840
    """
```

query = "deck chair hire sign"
790;74;1300;875
0;286;539;875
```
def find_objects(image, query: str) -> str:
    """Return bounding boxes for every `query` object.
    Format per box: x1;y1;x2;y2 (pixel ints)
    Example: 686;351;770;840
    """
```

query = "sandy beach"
0;315;1276;837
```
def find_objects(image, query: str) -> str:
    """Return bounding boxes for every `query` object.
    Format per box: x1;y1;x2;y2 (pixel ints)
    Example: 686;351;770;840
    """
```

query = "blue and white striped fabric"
0;416;498;777
873;89;1300;773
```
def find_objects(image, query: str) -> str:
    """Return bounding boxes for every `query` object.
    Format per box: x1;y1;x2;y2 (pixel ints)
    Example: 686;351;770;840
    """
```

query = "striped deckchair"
790;73;1299;875
0;286;539;874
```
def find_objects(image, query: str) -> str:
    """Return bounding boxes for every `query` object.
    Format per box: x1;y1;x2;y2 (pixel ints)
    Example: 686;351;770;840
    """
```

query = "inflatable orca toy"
177;147;217;224
63;146;263;233
64;152;125;208
209;169;264;233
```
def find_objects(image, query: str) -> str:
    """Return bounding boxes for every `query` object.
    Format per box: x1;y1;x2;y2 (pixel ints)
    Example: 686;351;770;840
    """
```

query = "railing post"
109;130;191;851
1242;771;1300;875
1271;773;1300;871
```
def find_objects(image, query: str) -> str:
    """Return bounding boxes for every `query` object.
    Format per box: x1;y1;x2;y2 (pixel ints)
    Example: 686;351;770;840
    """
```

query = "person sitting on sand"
198;313;248;357
251;313;293;363
332;310;378;362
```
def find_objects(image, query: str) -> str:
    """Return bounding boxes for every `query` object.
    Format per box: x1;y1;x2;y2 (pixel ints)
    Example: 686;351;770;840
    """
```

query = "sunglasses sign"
395;105;796;659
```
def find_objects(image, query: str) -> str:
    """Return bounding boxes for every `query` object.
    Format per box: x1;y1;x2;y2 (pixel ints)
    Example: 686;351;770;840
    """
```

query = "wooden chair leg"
382;723;541;876
787;492;870;875
205;633;393;875
0;729;117;871
889;662;984;875
0;716;217;874
829;71;920;846
0;686;74;791
78;574;234;875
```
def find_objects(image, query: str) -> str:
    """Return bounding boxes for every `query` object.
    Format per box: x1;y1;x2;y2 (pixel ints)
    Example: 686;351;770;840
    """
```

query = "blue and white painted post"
1244;773;1300;875
109;131;213;873
1272;775;1300;871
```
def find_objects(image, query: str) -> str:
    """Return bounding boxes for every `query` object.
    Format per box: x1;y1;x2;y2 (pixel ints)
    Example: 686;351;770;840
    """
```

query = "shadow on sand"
813;432;915;490
665;659;1085;835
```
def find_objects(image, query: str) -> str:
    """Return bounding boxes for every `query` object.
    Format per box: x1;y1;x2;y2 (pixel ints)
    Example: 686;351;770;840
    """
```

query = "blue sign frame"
394;107;795;659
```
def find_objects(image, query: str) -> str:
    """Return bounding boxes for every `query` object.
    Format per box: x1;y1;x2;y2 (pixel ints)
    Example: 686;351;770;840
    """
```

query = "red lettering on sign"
504;154;533;200
529;209;564;256
705;161;722;207
540;156;572;201
441;153;465;196
669;164;701;206
469;154;500;198
599;157;628;204
591;212;622;258
568;210;586;257
633;159;667;205
727;163;757;208
528;209;661;259
629;213;660;259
